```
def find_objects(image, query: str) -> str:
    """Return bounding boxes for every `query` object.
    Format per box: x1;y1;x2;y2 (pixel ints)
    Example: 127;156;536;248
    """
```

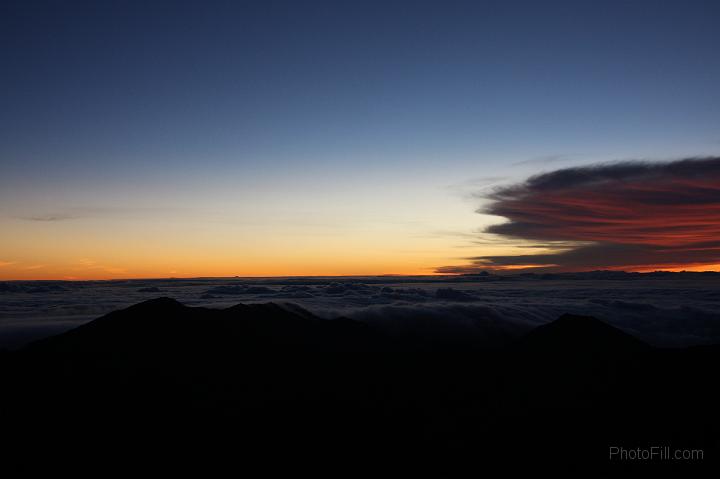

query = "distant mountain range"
27;297;385;354
1;298;718;475
460;269;720;281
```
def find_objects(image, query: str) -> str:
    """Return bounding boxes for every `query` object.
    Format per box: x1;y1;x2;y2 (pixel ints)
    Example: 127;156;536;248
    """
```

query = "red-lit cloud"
439;157;720;273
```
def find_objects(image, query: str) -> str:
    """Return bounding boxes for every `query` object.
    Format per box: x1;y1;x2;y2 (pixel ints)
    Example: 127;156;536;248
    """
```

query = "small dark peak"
24;297;195;353
85;297;188;329
227;301;312;318
516;313;649;355
273;302;318;320
225;302;269;316
126;297;185;312
224;302;314;327
226;302;250;312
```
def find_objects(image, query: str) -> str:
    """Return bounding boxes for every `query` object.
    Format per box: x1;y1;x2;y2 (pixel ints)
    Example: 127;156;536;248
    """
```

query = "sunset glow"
2;1;719;280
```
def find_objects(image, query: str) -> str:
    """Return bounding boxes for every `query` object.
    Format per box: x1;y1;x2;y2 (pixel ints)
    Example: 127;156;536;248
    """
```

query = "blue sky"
1;0;719;278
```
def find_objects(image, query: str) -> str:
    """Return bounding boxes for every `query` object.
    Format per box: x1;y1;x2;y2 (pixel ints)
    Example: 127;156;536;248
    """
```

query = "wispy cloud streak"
18;214;78;222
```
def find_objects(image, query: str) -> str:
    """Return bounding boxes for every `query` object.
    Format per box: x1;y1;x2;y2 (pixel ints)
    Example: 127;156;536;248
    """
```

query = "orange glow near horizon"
0;255;449;281
6;160;720;280
1;178;499;280
613;263;720;273
0;219;480;280
4;258;720;280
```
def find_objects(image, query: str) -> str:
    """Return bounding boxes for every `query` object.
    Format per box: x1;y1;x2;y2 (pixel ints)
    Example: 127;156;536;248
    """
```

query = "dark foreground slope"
1;298;718;476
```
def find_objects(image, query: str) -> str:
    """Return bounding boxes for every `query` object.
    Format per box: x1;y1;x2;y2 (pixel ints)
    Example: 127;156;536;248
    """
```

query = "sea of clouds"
2;275;720;349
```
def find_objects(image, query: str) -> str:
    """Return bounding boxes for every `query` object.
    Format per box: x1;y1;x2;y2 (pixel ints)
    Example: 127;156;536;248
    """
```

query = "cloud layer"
441;157;720;272
3;276;720;348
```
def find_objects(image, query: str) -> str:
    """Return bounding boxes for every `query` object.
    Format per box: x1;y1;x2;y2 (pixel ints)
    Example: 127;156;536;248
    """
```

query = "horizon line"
3;269;720;282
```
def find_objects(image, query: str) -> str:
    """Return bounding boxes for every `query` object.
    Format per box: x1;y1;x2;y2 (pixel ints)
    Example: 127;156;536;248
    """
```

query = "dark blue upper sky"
1;0;720;278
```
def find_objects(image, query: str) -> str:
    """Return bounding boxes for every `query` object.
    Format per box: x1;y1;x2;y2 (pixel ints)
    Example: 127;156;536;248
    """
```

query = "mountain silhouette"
27;297;386;354
515;313;650;355
2;299;718;475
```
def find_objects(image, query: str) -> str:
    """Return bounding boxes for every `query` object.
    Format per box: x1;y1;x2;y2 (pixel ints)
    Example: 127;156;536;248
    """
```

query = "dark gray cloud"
440;157;720;272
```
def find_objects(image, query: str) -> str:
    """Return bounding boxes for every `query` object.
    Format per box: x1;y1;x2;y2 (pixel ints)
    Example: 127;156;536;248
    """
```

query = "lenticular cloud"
440;157;720;272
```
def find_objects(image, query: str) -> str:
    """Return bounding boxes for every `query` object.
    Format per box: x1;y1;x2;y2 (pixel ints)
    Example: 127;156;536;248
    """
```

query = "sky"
1;0;719;279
